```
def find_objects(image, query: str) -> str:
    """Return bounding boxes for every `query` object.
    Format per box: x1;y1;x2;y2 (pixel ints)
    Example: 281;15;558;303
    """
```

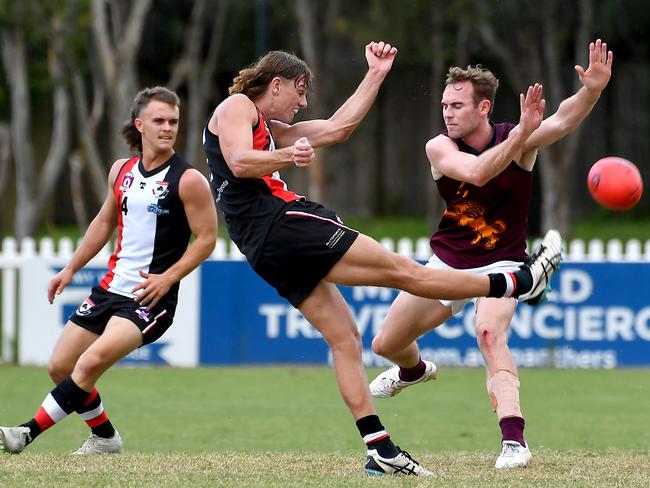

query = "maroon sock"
398;359;426;382
499;416;526;447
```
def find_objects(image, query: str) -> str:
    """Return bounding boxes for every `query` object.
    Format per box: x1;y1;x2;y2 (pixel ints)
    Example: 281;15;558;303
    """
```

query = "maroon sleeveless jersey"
429;122;533;269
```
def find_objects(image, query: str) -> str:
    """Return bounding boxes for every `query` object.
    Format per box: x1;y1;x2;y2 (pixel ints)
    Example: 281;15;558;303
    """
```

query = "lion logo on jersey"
444;201;506;249
152;181;169;199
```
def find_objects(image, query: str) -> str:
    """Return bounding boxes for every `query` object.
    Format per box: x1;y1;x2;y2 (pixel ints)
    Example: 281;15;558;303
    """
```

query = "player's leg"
474;297;531;468
46;321;121;453
1;317;140;454
326;234;493;298
325;233;549;302
298;281;431;477
68;316;144;454
369;292;450;398
48;321;99;383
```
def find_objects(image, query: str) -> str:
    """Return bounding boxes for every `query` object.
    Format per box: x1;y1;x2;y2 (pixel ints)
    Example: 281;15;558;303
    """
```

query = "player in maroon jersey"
370;39;613;468
204;41;560;476
0;87;217;455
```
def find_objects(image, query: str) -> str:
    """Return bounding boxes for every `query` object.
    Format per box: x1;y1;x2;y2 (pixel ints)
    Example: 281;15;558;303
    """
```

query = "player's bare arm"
47;159;123;304
523;38;613;155
428;84;545;185
133;169;217;308
212;94;313;177
271;41;398;149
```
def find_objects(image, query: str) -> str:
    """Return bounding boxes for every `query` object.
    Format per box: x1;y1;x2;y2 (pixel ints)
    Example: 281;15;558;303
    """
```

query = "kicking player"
203;40;560;476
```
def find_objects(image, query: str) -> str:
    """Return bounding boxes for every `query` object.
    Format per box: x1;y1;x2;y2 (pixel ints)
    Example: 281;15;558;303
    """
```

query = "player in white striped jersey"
0;87;216;455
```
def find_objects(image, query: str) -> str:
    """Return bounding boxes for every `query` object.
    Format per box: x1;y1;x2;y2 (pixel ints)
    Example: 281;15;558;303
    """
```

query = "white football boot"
495;440;532;469
518;229;562;305
0;426;31;454
72;431;122;455
369;360;437;398
365;447;433;476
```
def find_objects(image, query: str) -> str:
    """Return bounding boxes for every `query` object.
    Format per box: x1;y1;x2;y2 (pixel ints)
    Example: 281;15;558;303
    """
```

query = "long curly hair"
229;51;312;100
121;86;180;152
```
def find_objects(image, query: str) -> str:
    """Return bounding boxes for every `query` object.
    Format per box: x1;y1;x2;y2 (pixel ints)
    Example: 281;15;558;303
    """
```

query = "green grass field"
1;366;649;486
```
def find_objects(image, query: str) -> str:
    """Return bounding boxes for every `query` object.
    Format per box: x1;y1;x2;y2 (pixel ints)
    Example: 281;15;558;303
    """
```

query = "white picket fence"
1;235;650;363
1;235;650;263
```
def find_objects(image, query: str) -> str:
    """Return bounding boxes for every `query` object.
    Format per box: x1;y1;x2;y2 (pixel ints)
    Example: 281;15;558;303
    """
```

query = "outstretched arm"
524;38;613;152
48;160;123;303
271;41;398;149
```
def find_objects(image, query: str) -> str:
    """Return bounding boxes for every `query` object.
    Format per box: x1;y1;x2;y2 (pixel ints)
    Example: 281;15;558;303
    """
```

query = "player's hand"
132;270;173;309
365;41;398;74
518;83;545;136
48;268;74;304
575;38;613;94
292;137;314;167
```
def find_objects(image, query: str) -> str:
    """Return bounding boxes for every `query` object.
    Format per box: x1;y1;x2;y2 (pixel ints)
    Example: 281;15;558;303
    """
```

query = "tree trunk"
539;0;593;235
2;16;37;239
294;0;328;203
91;0;152;158
426;1;446;231
0;123;10;198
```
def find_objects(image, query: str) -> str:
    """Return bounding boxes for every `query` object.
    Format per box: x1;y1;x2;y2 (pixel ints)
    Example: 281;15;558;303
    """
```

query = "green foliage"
342;215;650;242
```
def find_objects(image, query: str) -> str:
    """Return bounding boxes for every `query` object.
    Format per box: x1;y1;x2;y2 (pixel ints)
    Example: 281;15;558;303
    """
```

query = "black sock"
487;273;507;297
20;419;41;444
52;377;92;413
76;389;116;439
356;415;399;458
511;267;533;296
20;377;91;444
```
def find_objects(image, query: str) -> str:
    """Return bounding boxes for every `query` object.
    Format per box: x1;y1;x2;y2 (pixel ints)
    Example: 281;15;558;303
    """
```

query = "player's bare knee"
324;325;362;353
371;334;384;356
371;334;394;357
47;359;72;384
74;351;109;381
476;322;505;350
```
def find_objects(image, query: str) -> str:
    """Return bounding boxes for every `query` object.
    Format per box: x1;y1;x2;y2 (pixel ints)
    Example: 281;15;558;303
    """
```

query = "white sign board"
19;259;199;367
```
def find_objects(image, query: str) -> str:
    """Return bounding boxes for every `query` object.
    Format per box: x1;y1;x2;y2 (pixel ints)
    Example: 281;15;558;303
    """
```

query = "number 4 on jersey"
121;195;128;215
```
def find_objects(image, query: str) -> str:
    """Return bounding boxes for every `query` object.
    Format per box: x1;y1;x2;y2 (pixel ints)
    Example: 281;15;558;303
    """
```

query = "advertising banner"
199;261;650;368
19;259;201;366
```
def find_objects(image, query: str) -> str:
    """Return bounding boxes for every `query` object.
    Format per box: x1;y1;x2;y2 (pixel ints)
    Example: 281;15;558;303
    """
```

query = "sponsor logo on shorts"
147;203;170;215
135;306;152;322
326;228;346;249
76;298;96;316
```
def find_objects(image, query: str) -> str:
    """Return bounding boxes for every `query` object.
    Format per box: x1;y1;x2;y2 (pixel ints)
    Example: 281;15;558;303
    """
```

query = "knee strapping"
487;370;521;419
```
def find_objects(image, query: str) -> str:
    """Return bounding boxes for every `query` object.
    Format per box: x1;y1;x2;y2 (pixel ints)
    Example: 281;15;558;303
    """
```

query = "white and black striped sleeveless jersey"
99;154;192;302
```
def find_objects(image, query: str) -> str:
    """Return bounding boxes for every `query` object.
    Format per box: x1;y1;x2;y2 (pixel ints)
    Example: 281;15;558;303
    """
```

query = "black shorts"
68;286;176;346
253;200;359;307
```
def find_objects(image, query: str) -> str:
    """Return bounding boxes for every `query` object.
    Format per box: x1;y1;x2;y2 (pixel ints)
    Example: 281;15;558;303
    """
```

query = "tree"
90;0;152;158
168;0;230;167
474;0;594;234
1;1;74;239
